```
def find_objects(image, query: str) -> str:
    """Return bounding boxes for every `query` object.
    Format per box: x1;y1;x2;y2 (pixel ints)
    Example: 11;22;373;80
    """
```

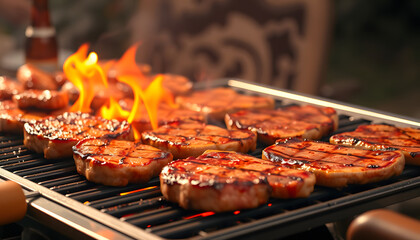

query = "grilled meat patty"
0;76;22;100
17;63;59;90
73;138;173;186
160;150;315;212
263;138;405;187
226;105;338;145
176;87;275;120
118;99;204;132
0;100;47;134
141;120;257;159
13;90;69;111
330;124;420;165
154;74;192;96
24;112;132;159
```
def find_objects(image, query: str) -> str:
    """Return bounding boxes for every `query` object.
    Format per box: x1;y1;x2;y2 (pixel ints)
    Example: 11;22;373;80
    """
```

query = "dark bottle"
25;0;58;73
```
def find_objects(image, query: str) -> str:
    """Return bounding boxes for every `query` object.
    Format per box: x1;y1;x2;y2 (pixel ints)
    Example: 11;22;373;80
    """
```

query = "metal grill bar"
25;167;77;182
1;156;42;169
13;161;71;176
123;207;186;228
87;188;161;209
51;179;94;194
38;175;85;188
103;197;166;218
68;184;157;202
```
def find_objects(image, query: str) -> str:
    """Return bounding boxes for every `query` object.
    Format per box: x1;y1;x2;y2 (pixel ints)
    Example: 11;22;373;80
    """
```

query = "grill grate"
1;81;420;239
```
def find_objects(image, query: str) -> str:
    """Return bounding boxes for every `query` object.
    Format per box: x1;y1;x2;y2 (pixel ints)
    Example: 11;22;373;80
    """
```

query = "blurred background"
0;0;419;118
325;0;420;119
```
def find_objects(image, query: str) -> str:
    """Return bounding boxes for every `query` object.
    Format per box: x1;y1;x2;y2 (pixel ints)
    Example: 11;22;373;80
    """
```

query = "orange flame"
63;44;108;112
100;97;130;120
109;43;175;130
118;74;170;129
63;43;175;140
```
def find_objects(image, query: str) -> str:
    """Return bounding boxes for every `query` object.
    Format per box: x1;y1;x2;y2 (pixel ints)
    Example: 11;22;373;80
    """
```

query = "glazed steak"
24;112;132;159
262;138;405;187
226;105;338;145
13;89;69;111
118;99;204;132
330;124;420;165
160;150;315;212
176;87;275;120
0;100;47;134
141;120;257;159
73;138;173;186
0;76;22;100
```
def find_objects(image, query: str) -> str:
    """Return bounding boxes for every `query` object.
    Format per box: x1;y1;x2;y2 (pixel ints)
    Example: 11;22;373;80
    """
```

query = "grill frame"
1;79;420;240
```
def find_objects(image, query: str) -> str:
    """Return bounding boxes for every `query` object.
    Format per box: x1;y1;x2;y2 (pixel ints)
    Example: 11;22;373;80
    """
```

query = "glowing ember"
184;211;215;219
119;186;157;196
63;44;108;112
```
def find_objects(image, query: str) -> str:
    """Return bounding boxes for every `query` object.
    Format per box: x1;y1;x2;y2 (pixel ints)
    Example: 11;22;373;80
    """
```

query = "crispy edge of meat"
13;90;69;111
74;148;173;186
0;109;47;134
0;113;25;134
202;150;316;199
161;150;315;211
23;130;78;159
17;63;58;90
306;155;405;187
330;134;420;166
262;145;406;188
176;88;275;121
0;76;23;100
142;129;257;159
23;121;133;159
225;113;322;145
160;173;270;212
268;173;316;198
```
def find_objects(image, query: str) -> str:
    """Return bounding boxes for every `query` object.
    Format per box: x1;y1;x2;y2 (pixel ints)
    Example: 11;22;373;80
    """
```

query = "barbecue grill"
1;79;420;240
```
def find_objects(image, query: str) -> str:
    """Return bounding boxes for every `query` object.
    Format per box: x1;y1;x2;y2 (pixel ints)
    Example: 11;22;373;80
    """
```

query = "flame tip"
64;42;174;140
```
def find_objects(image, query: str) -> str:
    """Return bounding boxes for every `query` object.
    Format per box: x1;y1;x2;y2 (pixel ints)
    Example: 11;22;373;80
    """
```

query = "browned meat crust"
13;90;69;111
17;64;59;90
226;105;338;145
24;112;132;159
105;60;151;83
141;120;257;159
0;76;23;100
73;138;173;186
118;99;204;132
160;150;315;212
0;100;47;134
262;138;405;187
330;124;420;165
155;74;192;96
176;87;275;120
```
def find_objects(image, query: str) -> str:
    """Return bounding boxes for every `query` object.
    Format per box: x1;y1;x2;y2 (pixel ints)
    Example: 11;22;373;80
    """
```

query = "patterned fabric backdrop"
131;0;311;91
